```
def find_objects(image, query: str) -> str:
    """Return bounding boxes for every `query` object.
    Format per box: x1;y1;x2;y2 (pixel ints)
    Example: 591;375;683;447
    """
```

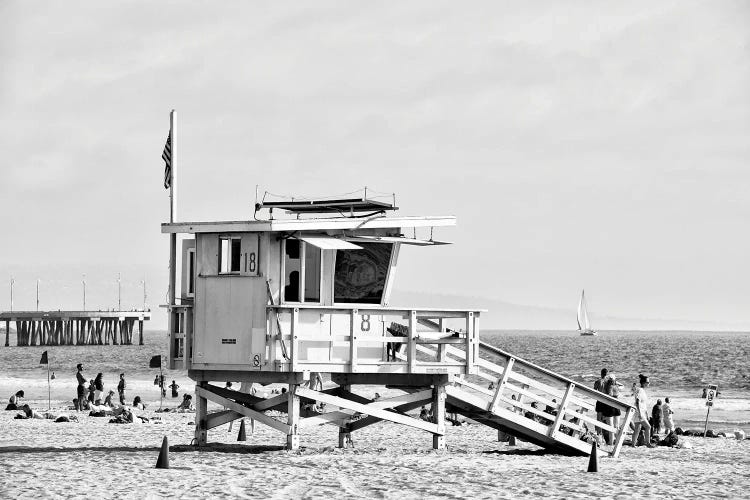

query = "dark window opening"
334;243;393;304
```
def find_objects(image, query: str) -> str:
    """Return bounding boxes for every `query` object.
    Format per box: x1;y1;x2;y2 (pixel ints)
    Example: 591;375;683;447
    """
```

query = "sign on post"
703;383;718;437
705;384;718;407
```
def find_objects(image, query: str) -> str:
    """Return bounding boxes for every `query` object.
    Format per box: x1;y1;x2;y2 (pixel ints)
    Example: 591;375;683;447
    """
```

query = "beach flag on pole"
149;355;162;368
40;350;50;410
162;134;172;189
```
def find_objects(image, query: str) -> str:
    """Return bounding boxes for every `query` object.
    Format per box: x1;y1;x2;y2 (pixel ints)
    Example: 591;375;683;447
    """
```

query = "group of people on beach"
74;364;129;411
594;369;675;448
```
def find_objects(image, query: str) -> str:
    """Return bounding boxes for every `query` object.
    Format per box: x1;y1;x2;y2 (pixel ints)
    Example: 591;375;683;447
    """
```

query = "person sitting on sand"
6;390;24;410
176;394;193;411
632;374;655;448
662;397;675;433
132;396;147;410
104;390;117;407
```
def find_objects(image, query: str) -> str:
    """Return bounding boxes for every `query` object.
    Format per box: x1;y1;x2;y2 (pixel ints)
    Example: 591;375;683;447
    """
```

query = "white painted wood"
196;386;291;434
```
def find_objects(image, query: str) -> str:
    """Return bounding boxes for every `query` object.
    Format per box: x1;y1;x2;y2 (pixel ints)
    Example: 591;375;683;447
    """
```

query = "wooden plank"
611;407;635;458
489;357;515;412
348;399;428;432
287;385;300;449
549;382;576;438
196;386;291;435
296;387;440;434
299;411;351;428
205;409;243;430
290;308;299;372
433;384;447;450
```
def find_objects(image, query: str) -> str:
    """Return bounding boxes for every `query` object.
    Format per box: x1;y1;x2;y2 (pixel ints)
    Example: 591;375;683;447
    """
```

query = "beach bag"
54;416;70;423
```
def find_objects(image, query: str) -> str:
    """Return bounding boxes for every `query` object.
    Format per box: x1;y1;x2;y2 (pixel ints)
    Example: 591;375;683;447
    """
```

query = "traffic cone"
237;419;247;441
508;435;517;446
155;436;170;469
587;441;598;472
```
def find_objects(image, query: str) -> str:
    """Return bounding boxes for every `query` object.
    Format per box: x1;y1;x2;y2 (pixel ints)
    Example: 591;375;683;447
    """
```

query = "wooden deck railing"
267;305;481;375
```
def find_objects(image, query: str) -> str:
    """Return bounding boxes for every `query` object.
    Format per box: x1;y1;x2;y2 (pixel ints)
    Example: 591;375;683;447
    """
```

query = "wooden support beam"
338;384;352;448
296;387;441;435
205;409;243;430
349;310;358;373
196;385;291;435
195;382;208;446
138;319;144;345
433;384;447;450
287;385;300;450
5;320;9;347
408;310;417;373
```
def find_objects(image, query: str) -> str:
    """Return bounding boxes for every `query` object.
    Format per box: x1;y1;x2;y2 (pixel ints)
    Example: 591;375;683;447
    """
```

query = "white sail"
577;290;594;334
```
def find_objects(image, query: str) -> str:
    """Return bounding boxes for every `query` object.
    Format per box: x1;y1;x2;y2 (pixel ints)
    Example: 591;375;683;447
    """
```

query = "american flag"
162;134;172;189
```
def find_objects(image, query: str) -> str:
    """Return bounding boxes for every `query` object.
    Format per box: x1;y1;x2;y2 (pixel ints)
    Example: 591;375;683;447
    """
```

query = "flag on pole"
149;355;162;368
162;134;172;189
39;351;48;364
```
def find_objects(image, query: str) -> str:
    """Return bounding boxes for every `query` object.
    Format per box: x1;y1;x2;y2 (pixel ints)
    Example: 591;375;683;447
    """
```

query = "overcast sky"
1;1;748;330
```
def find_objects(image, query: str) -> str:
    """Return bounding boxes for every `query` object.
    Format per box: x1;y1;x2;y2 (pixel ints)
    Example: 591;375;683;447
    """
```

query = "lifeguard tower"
163;192;635;456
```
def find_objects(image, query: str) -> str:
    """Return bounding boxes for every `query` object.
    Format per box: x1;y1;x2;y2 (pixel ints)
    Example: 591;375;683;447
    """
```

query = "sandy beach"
1;390;748;500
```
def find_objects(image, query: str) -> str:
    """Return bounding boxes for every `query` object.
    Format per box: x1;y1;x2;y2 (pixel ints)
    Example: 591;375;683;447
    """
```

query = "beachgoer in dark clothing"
104;390;116;407
652;399;663;435
170;381;179;398
94;373;104;405
594;368;608;435
117;374;126;405
76;364;86;411
87;380;95;403
6;390;24;410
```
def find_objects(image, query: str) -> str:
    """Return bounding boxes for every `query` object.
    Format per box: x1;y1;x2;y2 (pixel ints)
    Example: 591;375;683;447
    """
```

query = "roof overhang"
161;215;456;234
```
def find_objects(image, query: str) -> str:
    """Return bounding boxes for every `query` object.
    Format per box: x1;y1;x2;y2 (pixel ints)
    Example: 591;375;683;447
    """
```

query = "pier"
1;311;151;347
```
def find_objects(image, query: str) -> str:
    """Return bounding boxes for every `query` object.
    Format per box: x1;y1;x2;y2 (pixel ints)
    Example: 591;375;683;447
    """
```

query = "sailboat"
577;290;597;336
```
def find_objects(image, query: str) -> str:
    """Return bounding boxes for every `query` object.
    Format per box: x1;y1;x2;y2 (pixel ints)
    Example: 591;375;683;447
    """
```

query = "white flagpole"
168;110;177;371
47;358;51;410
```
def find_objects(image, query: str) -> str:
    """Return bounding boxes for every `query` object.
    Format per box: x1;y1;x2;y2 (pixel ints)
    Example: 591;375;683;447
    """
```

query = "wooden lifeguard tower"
163;193;635;456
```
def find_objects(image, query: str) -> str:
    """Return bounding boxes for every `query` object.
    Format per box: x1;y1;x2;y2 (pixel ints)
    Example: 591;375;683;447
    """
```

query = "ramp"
412;339;635;457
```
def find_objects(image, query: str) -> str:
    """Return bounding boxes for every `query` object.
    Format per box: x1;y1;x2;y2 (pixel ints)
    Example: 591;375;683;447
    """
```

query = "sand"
1;395;748;499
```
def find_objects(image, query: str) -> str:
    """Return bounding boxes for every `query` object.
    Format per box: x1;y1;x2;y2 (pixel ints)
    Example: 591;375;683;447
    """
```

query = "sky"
1;1;748;330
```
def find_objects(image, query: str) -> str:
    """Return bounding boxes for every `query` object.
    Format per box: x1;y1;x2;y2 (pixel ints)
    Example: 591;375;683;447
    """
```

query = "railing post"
611;407;635;458
489;357;515;413
291;308;299;372
185;308;193;370
464;311;475;374
350;309;358;373
548;382;575;439
437;318;447;362
408;310;417;373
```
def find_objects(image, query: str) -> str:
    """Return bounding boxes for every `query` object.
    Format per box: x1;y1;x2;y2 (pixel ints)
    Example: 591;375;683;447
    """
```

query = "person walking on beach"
94;373;104;405
662;397;675;433
631;374;655;448
75;364;86;411
117;373;126;405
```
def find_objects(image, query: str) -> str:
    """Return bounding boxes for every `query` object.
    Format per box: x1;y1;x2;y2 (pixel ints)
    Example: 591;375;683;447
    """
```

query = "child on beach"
104;390;116;407
94;373;104;405
132;396;147;410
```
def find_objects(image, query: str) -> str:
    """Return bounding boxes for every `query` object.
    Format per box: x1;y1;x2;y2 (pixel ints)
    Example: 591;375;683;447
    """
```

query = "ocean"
0;329;747;405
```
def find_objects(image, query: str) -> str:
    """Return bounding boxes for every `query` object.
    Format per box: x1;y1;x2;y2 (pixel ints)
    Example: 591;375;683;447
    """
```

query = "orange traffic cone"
155;436;170;469
508;435;517;446
587;441;598;472
237;420;247;441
